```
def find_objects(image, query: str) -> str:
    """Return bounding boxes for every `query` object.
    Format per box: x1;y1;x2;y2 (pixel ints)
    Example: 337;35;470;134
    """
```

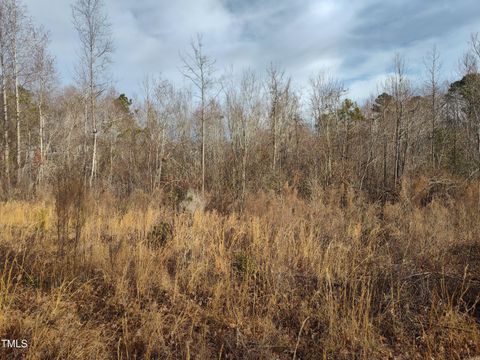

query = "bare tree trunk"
241;127;247;205
272;105;277;171
394;111;401;188
326;117;332;184
83;99;88;187
294;115;300;164
38;97;44;182
383;127;387;190
157;125;166;189
360;118;375;191
90;128;97;187
109;137;113;186
25;129;30;179
13;39;21;182
201;91;205;195
89;64;97;188
1;52;9;189
393;57;407;189
401;116;410;178
431;99;436;169
151;138;157;191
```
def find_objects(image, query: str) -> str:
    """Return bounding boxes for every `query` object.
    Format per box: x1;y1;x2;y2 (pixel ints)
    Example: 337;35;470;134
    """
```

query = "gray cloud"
23;0;480;101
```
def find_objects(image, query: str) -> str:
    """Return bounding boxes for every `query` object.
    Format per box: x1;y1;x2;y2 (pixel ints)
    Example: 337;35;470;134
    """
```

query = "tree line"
1;0;480;210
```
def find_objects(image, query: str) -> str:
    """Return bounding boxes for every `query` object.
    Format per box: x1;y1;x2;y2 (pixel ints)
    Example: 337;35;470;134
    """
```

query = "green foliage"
448;73;480;121
115;93;133;114
448;73;480;99
338;98;365;122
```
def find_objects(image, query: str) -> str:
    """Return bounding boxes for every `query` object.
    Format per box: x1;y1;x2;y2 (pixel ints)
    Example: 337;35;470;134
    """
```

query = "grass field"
0;182;479;359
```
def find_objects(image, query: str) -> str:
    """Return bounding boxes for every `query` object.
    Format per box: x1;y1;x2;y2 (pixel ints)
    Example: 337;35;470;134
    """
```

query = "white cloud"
22;0;480;101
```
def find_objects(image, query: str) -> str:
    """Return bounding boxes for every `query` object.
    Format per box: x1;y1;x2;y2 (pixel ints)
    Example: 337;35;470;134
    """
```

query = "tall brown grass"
0;181;479;359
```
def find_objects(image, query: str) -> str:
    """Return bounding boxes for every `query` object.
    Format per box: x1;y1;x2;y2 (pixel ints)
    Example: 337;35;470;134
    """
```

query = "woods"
0;1;479;204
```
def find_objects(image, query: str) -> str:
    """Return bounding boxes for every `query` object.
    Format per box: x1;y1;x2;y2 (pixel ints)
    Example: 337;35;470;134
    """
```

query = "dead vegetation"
0;182;479;359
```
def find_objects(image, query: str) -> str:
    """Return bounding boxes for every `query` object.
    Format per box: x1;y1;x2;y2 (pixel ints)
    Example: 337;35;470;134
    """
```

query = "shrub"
146;221;173;249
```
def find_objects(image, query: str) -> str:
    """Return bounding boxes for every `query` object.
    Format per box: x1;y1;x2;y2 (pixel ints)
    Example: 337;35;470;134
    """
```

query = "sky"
23;0;480;102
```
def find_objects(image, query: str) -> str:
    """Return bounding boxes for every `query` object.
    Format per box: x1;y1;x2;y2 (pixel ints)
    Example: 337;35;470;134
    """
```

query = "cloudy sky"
24;0;480;101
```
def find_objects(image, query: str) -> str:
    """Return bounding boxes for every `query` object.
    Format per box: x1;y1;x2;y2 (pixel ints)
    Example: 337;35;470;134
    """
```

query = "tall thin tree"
0;0;9;189
31;26;55;183
424;45;441;169
72;0;112;189
180;34;216;195
5;0;27;184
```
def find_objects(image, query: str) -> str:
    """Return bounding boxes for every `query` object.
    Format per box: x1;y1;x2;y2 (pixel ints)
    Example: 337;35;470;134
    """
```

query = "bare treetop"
180;34;217;99
72;0;113;92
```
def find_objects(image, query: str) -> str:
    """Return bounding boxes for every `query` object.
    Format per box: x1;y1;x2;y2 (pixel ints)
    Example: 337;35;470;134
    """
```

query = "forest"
1;0;480;359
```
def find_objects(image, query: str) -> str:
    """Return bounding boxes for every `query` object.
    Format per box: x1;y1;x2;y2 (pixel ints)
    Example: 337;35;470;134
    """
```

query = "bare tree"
0;0;9;189
180;34;216;195
467;33;480;170
6;0;22;182
31;26;55;183
267;64;293;172
150;77;175;191
470;33;480;65
372;92;393;191
388;54;412;187
72;0;112;189
226;69;262;204
424;45;441;169
3;0;35;185
310;71;345;184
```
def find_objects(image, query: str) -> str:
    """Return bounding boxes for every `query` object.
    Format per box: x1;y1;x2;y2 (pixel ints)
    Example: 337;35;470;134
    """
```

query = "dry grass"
0;184;479;359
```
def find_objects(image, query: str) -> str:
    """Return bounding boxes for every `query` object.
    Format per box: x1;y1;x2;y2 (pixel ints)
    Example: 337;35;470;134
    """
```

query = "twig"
293;316;310;360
